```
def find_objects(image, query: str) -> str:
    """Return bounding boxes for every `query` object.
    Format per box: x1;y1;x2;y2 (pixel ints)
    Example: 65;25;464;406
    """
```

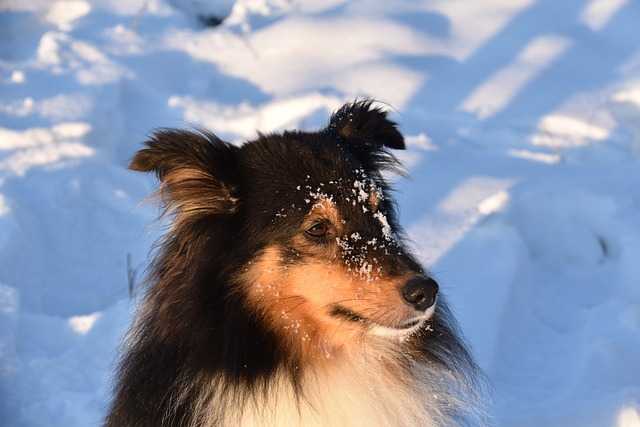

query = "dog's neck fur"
188;336;472;427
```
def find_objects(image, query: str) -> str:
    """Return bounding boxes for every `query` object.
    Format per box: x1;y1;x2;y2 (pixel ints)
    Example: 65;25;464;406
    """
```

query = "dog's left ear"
327;100;405;150
130;129;239;225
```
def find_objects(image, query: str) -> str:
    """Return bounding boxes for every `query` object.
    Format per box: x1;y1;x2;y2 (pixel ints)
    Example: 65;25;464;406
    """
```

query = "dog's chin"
368;304;436;340
329;303;436;340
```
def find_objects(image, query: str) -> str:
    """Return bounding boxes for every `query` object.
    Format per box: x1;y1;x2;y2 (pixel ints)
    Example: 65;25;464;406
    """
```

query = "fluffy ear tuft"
327;100;405;150
130;129;239;223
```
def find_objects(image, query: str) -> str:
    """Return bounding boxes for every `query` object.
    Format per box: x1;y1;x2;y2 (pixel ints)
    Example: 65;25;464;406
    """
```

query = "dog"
105;100;483;426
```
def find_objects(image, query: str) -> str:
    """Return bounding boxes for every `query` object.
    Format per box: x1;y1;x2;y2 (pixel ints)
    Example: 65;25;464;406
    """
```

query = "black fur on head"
105;100;481;427
327;99;405;150
325;99;405;174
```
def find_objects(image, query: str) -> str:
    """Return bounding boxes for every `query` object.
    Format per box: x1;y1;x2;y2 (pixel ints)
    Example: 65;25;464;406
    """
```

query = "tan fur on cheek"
240;247;318;351
240;247;416;362
286;265;415;330
240;247;351;360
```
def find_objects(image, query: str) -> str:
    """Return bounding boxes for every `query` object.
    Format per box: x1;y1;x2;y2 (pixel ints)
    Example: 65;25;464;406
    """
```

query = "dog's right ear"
130;129;239;223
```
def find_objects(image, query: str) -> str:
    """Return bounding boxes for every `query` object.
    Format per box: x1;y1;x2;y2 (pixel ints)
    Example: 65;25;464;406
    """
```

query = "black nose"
401;276;438;311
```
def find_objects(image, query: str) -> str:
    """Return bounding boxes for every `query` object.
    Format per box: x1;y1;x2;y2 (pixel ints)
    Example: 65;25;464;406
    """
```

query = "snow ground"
1;0;640;425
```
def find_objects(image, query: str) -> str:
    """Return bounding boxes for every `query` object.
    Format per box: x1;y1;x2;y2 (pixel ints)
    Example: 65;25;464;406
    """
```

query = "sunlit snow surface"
1;0;640;426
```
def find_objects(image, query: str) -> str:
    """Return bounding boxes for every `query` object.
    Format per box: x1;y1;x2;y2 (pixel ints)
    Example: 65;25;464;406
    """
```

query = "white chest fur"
203;349;463;427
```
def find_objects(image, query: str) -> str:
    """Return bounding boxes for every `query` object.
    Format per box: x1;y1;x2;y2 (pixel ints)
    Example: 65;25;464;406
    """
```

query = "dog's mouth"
329;306;367;323
329;304;435;339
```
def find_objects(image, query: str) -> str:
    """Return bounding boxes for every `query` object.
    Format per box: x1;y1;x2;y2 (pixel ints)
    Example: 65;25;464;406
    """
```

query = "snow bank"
1;0;639;426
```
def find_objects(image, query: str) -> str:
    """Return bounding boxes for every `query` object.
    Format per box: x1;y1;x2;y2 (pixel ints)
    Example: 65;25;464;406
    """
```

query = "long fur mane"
105;102;486;427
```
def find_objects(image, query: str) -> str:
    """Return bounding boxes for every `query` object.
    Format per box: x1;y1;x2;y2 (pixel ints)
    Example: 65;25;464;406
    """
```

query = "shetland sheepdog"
105;100;483;426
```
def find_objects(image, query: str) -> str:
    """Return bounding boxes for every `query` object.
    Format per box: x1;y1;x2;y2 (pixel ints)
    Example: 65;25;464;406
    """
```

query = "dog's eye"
305;221;329;238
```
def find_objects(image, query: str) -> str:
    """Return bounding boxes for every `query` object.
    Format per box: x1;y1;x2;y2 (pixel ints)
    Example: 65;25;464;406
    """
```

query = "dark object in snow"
197;14;224;28
126;253;139;298
105;100;485;427
168;0;234;29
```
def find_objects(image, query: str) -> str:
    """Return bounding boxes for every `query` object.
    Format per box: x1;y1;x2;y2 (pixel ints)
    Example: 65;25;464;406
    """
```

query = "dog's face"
131;101;439;359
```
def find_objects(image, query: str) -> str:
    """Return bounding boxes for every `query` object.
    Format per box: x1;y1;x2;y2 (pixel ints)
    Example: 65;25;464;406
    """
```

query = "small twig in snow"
126;253;139;299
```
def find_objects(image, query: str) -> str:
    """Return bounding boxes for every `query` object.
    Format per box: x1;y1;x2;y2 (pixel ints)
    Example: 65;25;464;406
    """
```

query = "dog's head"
131;100;439;359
